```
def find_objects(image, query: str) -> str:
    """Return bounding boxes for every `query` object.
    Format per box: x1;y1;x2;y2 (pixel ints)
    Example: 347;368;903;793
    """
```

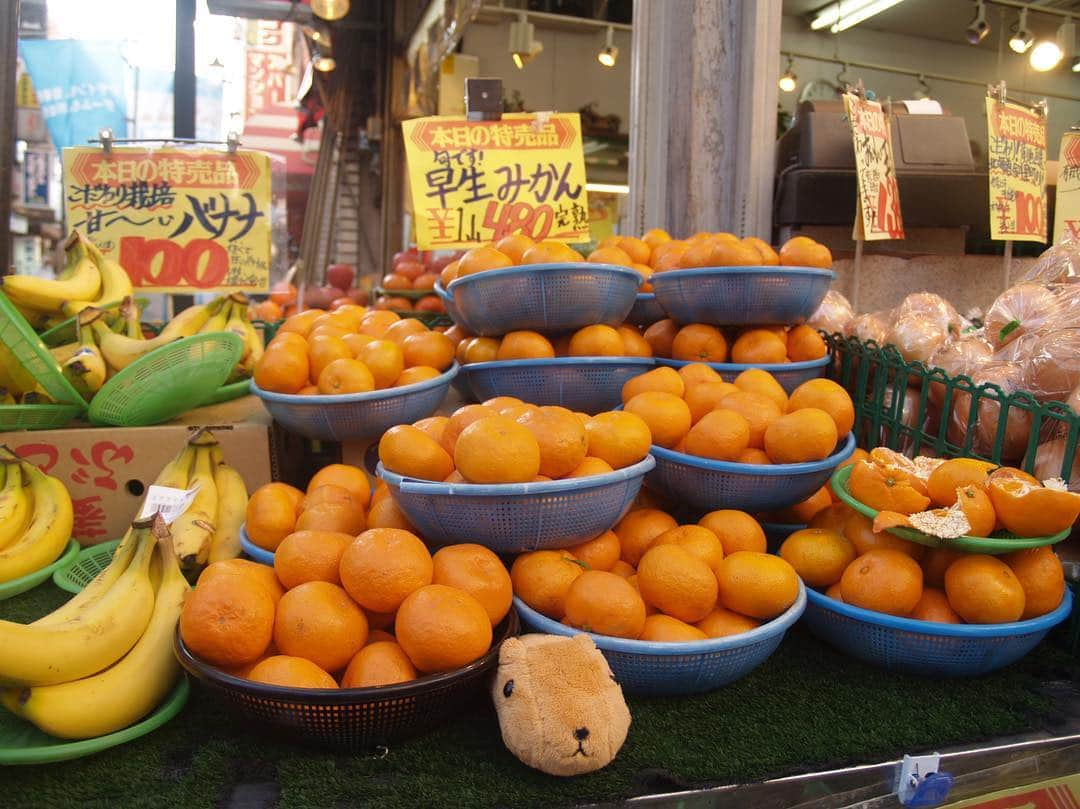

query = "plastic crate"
803;585;1073;677
513;582;806;696
439;264;641;336
377;457;654;552
651;266;834;326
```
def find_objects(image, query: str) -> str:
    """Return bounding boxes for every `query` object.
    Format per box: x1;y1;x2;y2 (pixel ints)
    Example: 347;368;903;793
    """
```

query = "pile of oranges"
845;450;1080;539
513;506;800;641
641;321;829;364
455;324;653;365
252;306;455;396
618;365;854;464
179;530;510;690
378;397;651;484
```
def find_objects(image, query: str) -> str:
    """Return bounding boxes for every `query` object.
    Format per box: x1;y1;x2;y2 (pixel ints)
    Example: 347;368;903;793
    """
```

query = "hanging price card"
402;112;590;249
1054;131;1080;244
62;146;273;292
843;93;905;241
986;98;1047;243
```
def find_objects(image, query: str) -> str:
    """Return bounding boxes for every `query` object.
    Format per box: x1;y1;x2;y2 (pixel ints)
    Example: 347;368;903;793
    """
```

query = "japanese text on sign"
245;20;293;120
843;93;905;241
986;98;1047;243
402;113;590;249
62;146;273;292
1054;132;1080;245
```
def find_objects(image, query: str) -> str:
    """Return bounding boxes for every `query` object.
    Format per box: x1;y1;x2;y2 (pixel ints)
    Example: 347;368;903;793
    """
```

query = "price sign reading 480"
986;98;1048;243
402;113;590;249
62;146;273;292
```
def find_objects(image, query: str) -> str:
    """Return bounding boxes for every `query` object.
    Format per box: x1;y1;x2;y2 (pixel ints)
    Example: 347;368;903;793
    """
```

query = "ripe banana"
208;462;247;563
32;529;137;627
199;298;231;335
154;442;197;490
0;461;32;551
0;461;73;585
94;298;224;371
1;518;188;739
170;444;218;569
0;232;101;313
120;296;143;340
49;342;82;364
61;310;108;402
159;297;224;342
0;523;155;686
62;239;134;317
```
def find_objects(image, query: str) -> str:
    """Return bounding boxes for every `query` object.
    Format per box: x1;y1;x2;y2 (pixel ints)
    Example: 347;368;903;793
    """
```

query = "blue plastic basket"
651;266;835;326
656;356;829;394
458;357;656;413
251;363;458;442
626;293;666;326
239;524;275;566
512;581;806;696
439;264;642;336
377;456;655;553
761;522;807;553
647;433;856;514
802;586;1073;677
434;282;465;325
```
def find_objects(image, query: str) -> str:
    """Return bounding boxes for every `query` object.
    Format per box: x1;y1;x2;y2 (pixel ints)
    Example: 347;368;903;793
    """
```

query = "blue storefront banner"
18;39;128;152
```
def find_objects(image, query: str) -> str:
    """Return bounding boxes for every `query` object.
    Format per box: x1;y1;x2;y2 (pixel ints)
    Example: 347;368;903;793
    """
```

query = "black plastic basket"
174;608;519;752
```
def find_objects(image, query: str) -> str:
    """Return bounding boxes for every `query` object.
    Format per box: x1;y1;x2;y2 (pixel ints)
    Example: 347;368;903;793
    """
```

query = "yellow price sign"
986;98;1047;243
62;146;273;293
1054;131;1080;244
402;112;590;249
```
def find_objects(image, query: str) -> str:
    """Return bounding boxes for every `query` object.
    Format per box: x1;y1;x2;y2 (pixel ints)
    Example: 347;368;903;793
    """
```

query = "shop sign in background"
986;99;1047;243
843;93;905;241
1054;132;1080;245
63;146;273;293
402;112;590;249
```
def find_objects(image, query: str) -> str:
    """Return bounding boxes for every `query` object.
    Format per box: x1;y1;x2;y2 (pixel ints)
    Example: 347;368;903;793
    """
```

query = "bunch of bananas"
0;515;190;739
40;293;265;403
157;429;248;569
0;231;133;329
0;449;73;584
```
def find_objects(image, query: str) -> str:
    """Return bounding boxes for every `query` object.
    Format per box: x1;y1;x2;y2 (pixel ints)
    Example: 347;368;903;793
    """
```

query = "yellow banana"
2;518;189;739
0;521;155;686
0;461;32;551
198;297;231;334
49;342;82;364
62;239;134;316
0;232;101;313
0;461;73;585
170;445;217;569
120;296;143;340
62;310;108;401
208;462;247;563
153;442;196;491
94;298;223;371
32;529;137;627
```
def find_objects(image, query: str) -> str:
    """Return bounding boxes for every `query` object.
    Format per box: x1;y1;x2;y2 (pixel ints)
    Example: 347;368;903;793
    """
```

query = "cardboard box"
2;397;273;546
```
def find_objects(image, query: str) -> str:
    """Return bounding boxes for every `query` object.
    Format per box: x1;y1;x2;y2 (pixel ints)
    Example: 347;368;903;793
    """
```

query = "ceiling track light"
810;0;906;32
915;74;930;99
311;39;335;73
597;25;618;68
778;55;797;92
1030;19;1073;72
1008;8;1033;54
966;0;989;45
508;13;543;70
310;0;349;21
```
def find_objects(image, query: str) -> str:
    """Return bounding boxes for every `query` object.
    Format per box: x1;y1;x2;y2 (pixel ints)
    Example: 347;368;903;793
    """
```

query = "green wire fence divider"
824;333;1080;481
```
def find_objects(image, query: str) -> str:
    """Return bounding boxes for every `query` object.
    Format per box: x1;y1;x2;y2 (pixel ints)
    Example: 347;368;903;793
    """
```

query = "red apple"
326;264;355;291
394;260;425;282
345;287;370;305
304;285;345;310
392;248;420;268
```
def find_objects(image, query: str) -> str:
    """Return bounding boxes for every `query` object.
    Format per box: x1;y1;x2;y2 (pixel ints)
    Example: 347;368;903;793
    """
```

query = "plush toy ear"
498;636;527;667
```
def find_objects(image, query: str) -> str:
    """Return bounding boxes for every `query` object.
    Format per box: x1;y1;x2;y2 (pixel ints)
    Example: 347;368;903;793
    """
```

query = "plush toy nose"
574;727;589;741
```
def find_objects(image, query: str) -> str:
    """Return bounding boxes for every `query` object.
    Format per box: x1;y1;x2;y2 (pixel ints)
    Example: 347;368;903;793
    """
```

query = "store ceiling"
783;0;1080;45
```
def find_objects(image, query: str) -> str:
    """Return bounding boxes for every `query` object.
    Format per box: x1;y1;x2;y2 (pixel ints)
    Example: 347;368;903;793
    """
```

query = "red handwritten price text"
483;201;556;241
119;237;230;288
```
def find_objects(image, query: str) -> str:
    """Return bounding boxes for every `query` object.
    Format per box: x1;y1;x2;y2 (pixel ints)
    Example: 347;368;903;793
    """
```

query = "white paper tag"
138;484;199;525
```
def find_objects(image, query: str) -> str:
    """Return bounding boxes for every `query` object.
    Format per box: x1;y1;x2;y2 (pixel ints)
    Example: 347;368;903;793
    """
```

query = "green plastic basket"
825;333;1080;477
831;464;1070;554
197;379;252;408
0;671;189;765
0;539;80;601
52;539;120;594
87;332;244;427
0;290;87;430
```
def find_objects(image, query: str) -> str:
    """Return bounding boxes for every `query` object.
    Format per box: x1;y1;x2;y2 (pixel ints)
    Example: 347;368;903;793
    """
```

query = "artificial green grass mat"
2;582;1070;809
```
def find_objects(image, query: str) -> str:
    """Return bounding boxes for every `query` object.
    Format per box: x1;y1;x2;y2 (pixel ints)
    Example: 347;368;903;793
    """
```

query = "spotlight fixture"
966;0;989;45
1008;8;1033;53
310;0;349;21
508;13;543;69
313;53;336;72
597;26;618;68
810;0;906;33
914;74;931;100
1030;20;1072;72
778;56;797;93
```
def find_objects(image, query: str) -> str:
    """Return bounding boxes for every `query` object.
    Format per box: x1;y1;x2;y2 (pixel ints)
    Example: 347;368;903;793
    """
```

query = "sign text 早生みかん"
402;113;590;249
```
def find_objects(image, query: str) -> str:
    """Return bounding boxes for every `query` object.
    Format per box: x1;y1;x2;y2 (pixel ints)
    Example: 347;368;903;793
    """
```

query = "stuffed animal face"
493;633;631;777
